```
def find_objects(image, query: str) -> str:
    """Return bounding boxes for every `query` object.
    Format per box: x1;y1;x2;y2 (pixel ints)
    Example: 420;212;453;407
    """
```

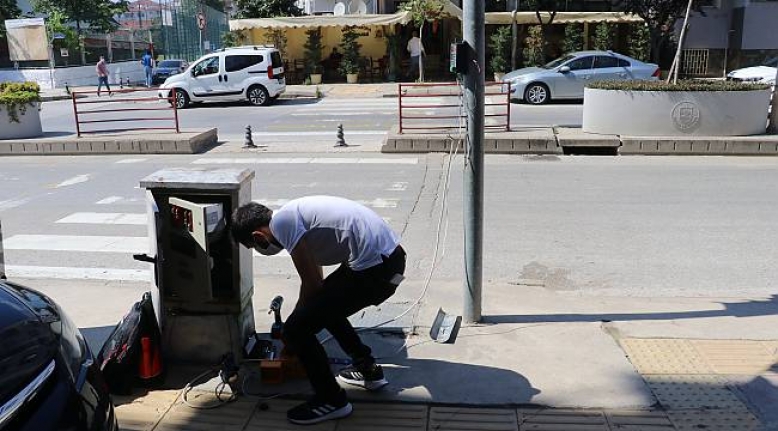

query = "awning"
485;11;644;25
230;12;412;30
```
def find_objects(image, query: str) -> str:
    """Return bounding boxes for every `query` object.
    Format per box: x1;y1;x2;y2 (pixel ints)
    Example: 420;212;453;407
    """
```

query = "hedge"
0;82;41;123
586;80;771;92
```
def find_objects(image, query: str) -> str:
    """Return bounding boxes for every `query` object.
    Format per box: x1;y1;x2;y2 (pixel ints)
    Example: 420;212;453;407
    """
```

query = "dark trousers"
283;246;406;400
97;76;110;95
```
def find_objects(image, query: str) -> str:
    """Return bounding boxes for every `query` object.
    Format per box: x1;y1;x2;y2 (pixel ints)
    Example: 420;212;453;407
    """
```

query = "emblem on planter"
672;102;701;133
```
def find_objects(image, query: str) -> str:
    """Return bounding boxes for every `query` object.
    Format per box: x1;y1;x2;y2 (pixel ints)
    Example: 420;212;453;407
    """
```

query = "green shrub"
562;23;583;54
0;82;41;123
522;25;544;67
303;28;324;75
586;80;770;92
489;26;511;74
593;22;612;51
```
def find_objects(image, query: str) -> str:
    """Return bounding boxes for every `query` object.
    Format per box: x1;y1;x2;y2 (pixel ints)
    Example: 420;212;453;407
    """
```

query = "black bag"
97;292;164;394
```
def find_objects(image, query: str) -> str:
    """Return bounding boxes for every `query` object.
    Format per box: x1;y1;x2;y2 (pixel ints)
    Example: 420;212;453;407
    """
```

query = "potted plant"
0;81;43;140
489;26;511;81
304;28;324;85
339;26;362;84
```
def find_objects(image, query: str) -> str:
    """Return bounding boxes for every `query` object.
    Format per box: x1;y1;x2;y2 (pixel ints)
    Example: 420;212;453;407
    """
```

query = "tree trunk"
419;21;425;82
769;68;778;134
669;0;694;84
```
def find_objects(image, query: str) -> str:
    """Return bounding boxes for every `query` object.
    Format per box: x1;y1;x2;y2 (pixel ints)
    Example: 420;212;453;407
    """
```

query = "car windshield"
159;60;182;68
764;58;778;67
542;54;577;69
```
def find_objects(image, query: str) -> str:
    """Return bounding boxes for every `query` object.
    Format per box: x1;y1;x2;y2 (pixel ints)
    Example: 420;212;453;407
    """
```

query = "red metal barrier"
72;88;179;137
398;82;511;134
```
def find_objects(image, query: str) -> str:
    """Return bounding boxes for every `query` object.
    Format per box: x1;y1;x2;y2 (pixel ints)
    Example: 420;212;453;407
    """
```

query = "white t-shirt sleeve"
270;209;306;252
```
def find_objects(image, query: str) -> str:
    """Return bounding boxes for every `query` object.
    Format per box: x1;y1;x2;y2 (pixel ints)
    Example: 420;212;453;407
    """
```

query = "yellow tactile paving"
517;409;608;431
604;410;675;430
620;339;713;375
666;409;761;431
245;399;337;431
689;340;778;375
643;375;751;411
429;406;519;431
337;403;428;431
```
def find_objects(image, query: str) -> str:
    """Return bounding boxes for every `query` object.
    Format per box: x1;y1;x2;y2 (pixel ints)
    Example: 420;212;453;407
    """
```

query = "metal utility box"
140;168;255;364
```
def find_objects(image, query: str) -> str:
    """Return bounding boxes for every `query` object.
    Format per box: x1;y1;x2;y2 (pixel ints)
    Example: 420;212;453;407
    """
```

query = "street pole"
463;0;484;323
511;8;518;71
669;0;693;84
769;68;778;134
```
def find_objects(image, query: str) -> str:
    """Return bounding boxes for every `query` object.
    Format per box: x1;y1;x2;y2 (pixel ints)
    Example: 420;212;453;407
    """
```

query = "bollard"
243;125;257;148
335;124;348;147
0;219;5;280
65;82;70;95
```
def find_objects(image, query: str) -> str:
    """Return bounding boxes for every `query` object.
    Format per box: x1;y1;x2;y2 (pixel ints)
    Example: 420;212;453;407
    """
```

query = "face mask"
254;242;283;256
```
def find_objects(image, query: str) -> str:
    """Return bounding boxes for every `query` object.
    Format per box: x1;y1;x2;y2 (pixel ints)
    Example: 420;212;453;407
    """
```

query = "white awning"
230;12;412;30
485;11;644;25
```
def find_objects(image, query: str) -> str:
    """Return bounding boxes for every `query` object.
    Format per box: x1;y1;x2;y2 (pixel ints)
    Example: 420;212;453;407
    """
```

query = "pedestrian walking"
141;50;154;87
231;196;406;425
407;30;424;81
96;56;111;97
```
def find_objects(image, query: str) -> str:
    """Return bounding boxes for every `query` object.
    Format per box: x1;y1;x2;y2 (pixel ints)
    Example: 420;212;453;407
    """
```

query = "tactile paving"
429;406;518;431
245;399;336;431
667;409;760;431
643;375;750;411
517;409;608;431
337;403;428;431
620;339;713;375
604;410;674;430
155;397;256;431
690;340;778;375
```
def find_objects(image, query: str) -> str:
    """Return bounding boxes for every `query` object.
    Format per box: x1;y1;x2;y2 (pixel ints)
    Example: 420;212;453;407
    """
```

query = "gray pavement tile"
666;409;760;431
336;403;427;430
517;409;608;431
430;406;518;431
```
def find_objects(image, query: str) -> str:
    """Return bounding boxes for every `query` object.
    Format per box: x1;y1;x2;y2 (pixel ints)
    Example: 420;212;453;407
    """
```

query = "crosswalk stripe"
6;265;151;281
56;212;147;225
192;157;417;165
3;235;147;253
115;158;147;164
254;198;398;209
249;131;387;137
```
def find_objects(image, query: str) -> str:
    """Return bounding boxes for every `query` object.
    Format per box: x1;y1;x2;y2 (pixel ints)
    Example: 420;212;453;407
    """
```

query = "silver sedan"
503;51;660;105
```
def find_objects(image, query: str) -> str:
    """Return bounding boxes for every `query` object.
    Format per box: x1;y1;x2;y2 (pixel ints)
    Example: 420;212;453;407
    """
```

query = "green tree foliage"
221;30;246;48
628;23;651;62
522;25;544;67
303;28;323;74
33;0;128;33
338;26;362;75
562;23;583;54
234;0;302;18
0;0;21;34
489;26;511;74
402;0;444;82
262;28;288;58
593;22;612;51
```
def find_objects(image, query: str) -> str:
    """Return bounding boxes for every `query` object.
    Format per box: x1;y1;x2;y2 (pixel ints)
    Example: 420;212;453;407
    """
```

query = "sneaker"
337;364;389;390
286;392;352;425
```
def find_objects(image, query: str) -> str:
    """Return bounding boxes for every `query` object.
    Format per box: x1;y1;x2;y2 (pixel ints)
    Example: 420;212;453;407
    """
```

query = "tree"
33;0;128;34
615;0;704;65
303;28;323;75
593;22;612;51
561;23;583;54
234;0;302;18
338;26;362;76
524;0;565;62
628;23;651;62
489;26;511;76
402;0;445;82
221;30;246;48
522;25;544;67
262;29;288;58
0;0;21;35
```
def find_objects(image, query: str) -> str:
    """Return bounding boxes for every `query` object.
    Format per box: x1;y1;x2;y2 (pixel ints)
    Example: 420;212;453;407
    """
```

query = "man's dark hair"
231;202;272;245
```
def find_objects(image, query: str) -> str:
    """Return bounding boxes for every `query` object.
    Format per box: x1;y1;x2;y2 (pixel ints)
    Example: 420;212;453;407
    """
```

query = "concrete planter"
310;74;322;85
0;102;42;140
583;88;772;136
346;73;358;84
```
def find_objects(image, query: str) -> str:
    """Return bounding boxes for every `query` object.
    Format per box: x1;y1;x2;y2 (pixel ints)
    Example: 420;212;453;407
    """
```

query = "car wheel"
524;83;549;105
247;85;270;106
174;89;189;109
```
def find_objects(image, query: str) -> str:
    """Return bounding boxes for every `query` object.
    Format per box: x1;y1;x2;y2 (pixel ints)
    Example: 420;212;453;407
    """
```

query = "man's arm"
289;237;323;305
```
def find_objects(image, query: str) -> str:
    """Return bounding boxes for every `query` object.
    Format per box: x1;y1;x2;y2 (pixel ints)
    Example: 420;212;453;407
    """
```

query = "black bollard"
335;124;348;147
244;125;256;148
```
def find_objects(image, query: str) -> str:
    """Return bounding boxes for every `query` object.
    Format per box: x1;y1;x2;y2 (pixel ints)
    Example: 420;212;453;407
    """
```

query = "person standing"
231;196;406;425
141;50;154;87
96;56;111;97
406;30;424;81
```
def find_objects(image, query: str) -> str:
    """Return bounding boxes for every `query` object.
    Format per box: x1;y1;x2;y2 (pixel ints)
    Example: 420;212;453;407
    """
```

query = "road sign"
196;12;206;30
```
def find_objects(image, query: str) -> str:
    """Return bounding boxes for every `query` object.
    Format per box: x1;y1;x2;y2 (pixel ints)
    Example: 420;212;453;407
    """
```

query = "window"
567;56;593;71
593;56;620;69
618;59;630;67
225;55;264;72
270;51;283;68
193;56;219;76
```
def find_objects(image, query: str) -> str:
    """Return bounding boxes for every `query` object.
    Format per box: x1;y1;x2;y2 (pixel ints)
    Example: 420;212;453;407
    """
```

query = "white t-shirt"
270;196;400;271
407;37;424;57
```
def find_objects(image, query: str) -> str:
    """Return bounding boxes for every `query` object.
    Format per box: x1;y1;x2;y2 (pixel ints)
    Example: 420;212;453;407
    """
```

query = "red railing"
72;88;179;137
398;82;511;134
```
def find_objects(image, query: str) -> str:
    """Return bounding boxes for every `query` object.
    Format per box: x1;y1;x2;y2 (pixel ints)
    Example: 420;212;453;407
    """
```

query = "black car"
0;280;118;431
152;59;188;85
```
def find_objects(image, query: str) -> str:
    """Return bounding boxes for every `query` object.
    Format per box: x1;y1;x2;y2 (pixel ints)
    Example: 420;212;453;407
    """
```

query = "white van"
158;46;286;109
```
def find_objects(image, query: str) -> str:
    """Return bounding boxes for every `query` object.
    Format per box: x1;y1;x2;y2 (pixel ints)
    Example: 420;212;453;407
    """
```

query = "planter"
310;74;322;85
0;102;42;140
494;72;506;82
583;88;772;136
346;73;358;84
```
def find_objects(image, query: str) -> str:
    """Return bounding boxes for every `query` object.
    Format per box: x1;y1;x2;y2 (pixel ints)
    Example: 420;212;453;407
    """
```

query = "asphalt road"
2;153;778;299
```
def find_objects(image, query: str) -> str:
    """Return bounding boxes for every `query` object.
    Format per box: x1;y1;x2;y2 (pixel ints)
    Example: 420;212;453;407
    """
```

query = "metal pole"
0;219;6;279
511;8;518;70
670;0;694;84
769;67;778;134
463;0;484;323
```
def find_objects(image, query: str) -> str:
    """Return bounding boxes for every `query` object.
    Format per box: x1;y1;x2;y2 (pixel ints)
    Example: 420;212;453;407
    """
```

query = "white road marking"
253;198;398;209
55;174;90;188
3;235;147;253
115;158;147;164
290;112;393;116
250;131;387;137
193;157;417;165
6;265;151;281
56;212;147;225
0;197;32;211
387;182;408;191
96;196;142;205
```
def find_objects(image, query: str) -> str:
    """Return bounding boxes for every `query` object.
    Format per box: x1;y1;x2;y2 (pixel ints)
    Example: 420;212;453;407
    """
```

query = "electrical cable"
181;367;237;409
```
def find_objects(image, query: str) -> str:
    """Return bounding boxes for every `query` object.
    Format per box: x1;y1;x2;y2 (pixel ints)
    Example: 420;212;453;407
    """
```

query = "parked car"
726;57;777;85
152;59;189;85
502;50;660;105
158;45;286;109
0;279;118;431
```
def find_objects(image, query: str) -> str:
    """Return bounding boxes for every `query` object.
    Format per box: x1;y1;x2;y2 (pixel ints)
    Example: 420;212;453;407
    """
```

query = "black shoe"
286;391;352;425
337;364;389;390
